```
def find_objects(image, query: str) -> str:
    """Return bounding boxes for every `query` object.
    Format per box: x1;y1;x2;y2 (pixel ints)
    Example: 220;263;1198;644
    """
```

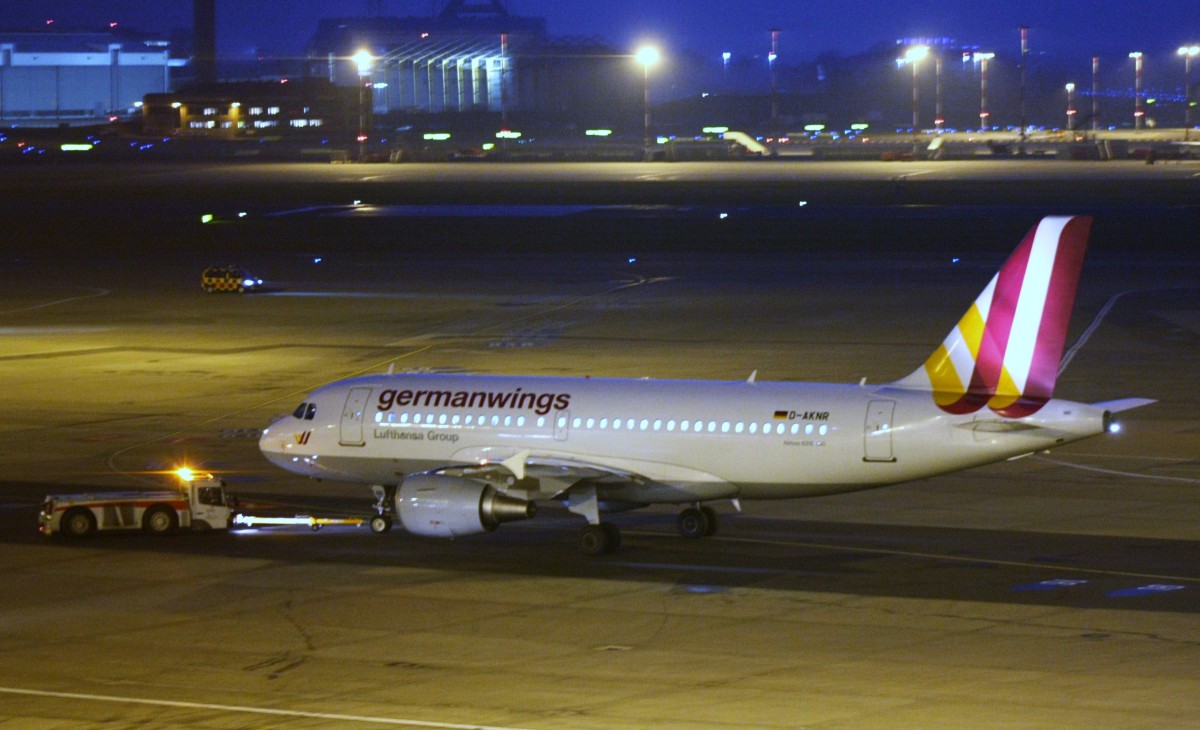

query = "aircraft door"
554;410;570;441
339;387;373;446
863;399;897;462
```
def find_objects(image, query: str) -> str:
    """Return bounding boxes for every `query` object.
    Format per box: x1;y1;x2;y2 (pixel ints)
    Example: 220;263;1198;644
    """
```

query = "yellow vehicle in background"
202;265;263;293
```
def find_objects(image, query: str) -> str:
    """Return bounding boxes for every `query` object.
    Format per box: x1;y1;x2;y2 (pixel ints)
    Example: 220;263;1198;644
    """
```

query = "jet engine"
396;474;535;538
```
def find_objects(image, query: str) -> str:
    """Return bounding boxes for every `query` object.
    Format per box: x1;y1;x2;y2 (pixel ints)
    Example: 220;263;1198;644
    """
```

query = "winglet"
894;216;1092;418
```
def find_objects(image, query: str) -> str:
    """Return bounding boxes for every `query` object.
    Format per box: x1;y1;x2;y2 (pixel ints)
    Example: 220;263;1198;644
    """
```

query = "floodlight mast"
900;45;929;153
1065;83;1076;130
353;49;374;160
636;45;660;153
974;52;994;131
1180;46;1199;139
1129;51;1144;129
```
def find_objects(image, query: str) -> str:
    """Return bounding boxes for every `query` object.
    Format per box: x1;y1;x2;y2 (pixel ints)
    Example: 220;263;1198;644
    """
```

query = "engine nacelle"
396;474;535;538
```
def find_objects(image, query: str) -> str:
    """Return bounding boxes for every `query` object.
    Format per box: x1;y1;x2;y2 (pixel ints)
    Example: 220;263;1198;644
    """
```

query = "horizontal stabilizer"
1092;398;1156;413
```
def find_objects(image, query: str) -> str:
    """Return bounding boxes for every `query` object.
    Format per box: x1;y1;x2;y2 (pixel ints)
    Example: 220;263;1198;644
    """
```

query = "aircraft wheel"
369;515;392;534
677;507;711;539
578;525;607;555
61;508;96;538
578;523;620;555
700;505;719;537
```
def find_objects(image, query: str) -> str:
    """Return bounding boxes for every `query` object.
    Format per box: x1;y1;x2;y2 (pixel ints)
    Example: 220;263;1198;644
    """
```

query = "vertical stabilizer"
894;215;1092;417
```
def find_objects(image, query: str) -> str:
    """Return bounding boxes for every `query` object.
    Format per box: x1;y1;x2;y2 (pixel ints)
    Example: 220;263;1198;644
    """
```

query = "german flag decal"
773;410;789;420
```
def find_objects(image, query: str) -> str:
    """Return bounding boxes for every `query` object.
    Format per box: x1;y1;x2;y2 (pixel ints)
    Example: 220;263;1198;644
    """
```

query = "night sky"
4;1;1196;64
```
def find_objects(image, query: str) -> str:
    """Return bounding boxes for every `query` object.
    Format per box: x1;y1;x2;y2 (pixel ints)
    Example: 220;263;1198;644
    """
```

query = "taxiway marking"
0;288;110;315
1036;455;1200;484
622;531;1200;585
0;686;531;730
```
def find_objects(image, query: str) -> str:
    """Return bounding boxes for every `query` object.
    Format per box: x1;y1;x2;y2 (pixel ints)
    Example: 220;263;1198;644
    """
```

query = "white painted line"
0;326;112;335
1053;452;1192;462
1060;285;1199;373
1059;288;1130;373
0;288;110;315
264;204;354;217
1034;455;1200;484
622;531;1200;584
0;686;531;730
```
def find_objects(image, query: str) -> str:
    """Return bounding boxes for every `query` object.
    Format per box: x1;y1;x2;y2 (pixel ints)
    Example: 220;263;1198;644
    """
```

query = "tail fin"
894;215;1092;417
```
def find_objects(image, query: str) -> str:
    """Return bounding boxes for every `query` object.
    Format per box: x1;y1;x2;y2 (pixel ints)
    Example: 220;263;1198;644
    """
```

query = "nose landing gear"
369;484;396;534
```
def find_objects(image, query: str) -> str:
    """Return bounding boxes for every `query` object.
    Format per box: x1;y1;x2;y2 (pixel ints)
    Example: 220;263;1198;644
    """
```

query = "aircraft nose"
258;418;288;459
258;416;321;476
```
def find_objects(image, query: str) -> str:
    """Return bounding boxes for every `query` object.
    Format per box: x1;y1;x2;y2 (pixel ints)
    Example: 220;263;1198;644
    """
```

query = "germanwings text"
377;388;571;416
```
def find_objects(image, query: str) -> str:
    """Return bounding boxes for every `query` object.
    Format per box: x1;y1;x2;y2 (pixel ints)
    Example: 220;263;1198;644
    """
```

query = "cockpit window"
304;403;317;420
293;403;308;419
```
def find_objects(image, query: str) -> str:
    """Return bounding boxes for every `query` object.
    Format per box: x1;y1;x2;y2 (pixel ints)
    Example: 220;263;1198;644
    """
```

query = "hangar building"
0;30;179;124
307;0;638;124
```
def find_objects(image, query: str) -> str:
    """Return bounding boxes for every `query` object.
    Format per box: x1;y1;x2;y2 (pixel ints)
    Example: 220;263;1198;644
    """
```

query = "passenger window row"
372;410;830;437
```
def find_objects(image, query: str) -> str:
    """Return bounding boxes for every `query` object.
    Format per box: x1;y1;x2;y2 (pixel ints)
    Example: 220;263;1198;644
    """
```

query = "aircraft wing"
439;448;738;504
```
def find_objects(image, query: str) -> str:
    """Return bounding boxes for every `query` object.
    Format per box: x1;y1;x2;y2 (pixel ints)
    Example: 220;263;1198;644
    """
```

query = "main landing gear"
677;505;718;539
577;522;622;556
572;499;721;555
569;486;622;555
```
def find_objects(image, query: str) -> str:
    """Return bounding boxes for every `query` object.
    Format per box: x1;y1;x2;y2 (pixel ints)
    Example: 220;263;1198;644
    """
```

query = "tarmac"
0;160;1198;728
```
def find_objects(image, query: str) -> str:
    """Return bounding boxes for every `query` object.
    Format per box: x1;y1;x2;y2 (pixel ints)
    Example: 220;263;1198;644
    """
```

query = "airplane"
259;215;1153;554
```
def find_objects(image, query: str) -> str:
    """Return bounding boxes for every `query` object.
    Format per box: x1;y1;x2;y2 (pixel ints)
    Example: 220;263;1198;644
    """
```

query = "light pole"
722;51;731;87
500;33;509;131
769;29;780;138
636;45;660;155
975;52;993;131
352;49;374;160
1019;26;1029;150
1065;83;1076;131
1092;56;1101;131
1179;45;1199;139
934;54;944;130
1129;51;1144;129
899;45;929;152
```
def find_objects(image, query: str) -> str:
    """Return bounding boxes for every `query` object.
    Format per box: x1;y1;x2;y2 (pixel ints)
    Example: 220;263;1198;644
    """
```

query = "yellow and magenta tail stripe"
914;216;1091;417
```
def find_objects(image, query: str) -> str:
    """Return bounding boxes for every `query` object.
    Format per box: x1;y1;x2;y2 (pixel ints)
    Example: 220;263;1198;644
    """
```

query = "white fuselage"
259;373;1109;504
